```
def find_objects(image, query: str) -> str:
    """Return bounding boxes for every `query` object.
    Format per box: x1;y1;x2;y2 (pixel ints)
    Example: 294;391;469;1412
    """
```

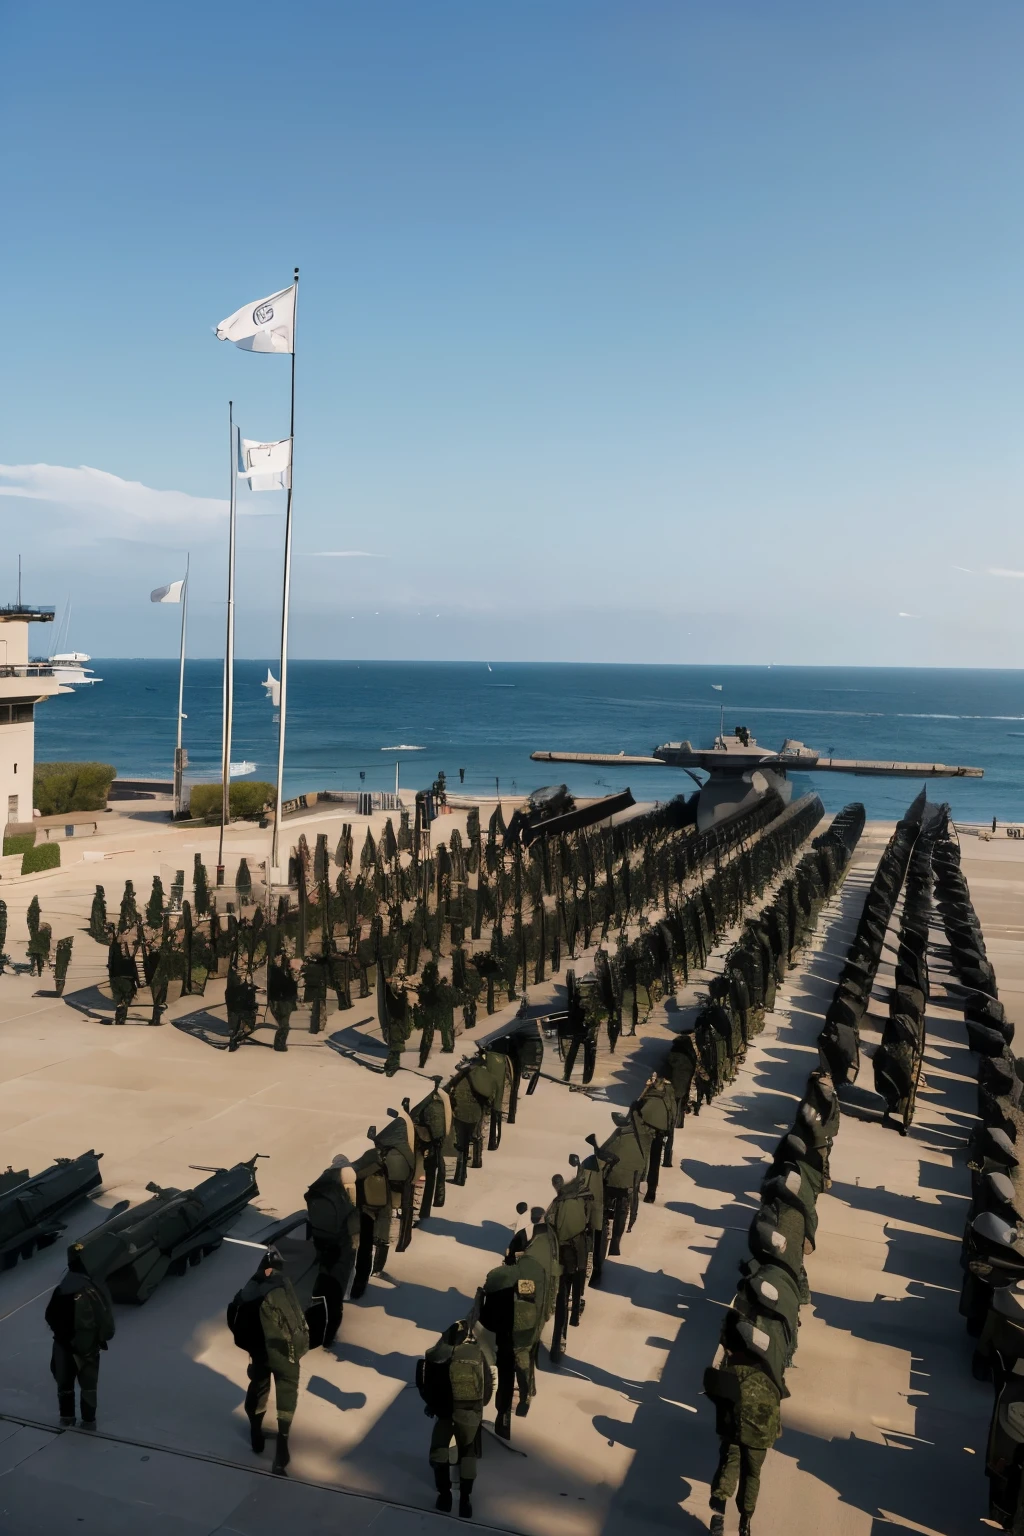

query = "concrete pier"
0;804;1013;1535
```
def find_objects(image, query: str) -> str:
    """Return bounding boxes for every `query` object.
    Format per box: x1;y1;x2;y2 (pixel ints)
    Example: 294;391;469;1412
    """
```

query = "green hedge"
189;781;275;822
3;833;34;857
34;762;116;815
21;843;60;875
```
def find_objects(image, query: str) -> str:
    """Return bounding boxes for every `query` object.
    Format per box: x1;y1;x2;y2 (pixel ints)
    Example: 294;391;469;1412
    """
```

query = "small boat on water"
45;601;101;685
48;651;102;686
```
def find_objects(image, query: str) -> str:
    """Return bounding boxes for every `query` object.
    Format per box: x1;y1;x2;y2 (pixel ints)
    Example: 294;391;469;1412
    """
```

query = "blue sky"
3;3;1024;665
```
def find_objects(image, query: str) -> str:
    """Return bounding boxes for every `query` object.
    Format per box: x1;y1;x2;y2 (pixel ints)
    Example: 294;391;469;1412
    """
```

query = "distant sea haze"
34;661;1024;822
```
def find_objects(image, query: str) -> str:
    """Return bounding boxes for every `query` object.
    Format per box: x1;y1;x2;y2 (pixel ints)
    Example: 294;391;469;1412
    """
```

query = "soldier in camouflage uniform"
418;1318;493;1518
304;1160;360;1346
53;936;73;997
44;1241;115;1428
706;1314;784;1535
107;936;137;1025
227;1247;309;1475
268;953;299;1052
226;963;259;1051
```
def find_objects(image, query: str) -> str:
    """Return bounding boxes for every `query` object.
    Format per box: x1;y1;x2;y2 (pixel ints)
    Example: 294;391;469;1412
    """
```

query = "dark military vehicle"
0;1150;104;1269
75;1157;261;1302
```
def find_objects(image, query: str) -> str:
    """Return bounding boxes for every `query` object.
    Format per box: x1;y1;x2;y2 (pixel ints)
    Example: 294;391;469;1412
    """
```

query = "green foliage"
3;834;34;857
27;895;41;936
188;781;275;822
33;762;115;815
22;844;60;876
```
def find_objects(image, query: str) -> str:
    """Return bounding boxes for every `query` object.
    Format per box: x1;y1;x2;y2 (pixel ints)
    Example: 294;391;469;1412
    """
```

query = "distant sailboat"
487;663;492;672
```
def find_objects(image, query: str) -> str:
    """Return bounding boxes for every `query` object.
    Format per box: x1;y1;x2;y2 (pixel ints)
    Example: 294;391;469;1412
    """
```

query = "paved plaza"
0;805;1013;1534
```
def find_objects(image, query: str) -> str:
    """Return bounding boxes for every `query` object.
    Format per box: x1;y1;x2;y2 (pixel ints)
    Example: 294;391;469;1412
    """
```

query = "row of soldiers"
90;789;827;1056
40;799;866;1513
870;802;949;1132
550;793;845;1084
818;790;930;1090
934;827;1024;1533
412;803;868;1516
0;896;74;991
703;1069;841;1535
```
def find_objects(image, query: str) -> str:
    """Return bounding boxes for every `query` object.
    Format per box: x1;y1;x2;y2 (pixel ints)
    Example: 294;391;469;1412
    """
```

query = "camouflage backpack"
305;1167;357;1246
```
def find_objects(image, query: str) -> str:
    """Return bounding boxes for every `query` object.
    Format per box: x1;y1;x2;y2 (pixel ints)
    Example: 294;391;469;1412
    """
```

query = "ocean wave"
380;744;424;751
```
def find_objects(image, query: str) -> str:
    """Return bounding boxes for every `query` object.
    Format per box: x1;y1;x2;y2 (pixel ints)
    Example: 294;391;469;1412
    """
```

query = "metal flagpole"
271;268;299;878
218;401;237;881
174;555;190;817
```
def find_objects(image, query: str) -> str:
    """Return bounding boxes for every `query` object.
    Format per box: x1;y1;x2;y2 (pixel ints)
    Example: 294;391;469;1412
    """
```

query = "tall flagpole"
174;554;189;817
218;401;237;880
271;267;299;877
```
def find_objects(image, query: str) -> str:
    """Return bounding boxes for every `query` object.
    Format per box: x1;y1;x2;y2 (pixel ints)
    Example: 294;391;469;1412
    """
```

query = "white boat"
46;603;101;685
229;760;257;777
48;650;102;685
262;669;281;707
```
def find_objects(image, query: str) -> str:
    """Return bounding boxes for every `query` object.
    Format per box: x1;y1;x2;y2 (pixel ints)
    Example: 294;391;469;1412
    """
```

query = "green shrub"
3;834;34;857
34;762;116;815
21;843;60;875
189;781;275;822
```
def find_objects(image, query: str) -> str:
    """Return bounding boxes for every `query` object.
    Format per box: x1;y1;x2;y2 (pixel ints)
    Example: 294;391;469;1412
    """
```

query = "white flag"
151;580;185;603
238;435;291;492
216;285;295;354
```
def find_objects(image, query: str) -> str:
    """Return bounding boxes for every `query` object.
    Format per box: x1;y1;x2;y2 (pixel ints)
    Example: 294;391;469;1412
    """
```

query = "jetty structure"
0;601;60;827
533;727;984;829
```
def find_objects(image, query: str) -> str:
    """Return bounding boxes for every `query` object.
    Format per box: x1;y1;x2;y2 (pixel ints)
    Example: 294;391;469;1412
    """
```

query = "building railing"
0;605;55;621
0;664;55;678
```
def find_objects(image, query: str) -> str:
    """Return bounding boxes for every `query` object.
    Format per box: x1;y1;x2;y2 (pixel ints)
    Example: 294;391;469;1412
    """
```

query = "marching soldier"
417;1318;493;1518
107;936;137;1025
268;953;299;1052
226;963;259;1051
44;1241;115;1429
53;936;73;997
705;1313;784;1536
227;1247;309;1475
304;1159;360;1346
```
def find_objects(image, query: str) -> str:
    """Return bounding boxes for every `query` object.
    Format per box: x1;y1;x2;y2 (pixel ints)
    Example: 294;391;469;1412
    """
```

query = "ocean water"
33;660;1024;822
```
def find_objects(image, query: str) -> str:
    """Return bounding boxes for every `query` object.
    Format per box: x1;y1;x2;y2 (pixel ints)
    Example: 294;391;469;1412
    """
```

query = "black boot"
271;1429;290;1475
459;1478;474;1519
494;1407;511;1440
247;1410;265;1453
433;1463;453;1513
739;1516;752;1536
58;1391;75;1428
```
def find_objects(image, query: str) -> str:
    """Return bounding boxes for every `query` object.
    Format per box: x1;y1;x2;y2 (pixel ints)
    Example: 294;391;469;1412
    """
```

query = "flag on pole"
151;580;185;603
238;435;292;492
215;285;295;353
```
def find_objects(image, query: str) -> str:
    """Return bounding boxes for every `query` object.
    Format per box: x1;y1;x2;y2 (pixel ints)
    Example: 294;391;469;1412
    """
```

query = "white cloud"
0;463;227;544
988;567;1024;579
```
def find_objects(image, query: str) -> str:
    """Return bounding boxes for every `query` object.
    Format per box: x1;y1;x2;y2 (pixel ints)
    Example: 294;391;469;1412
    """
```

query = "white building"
0;605;61;830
